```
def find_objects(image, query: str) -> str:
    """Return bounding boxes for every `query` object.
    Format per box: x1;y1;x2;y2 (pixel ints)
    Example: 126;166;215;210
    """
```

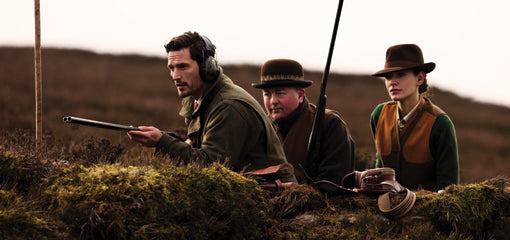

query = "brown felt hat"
372;44;435;77
252;59;313;89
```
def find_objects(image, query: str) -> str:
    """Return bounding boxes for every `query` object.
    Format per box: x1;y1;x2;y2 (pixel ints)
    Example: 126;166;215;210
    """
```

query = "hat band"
261;74;304;82
385;60;422;69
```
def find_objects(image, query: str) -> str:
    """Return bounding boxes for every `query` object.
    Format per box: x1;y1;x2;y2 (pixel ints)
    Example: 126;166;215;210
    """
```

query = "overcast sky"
2;0;509;107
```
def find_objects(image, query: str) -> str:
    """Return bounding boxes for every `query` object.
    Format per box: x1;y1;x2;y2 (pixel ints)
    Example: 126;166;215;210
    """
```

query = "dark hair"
164;31;214;67
412;68;429;94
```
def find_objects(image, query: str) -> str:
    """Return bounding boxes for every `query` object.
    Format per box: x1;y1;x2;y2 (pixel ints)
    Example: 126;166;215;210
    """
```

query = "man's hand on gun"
127;126;163;147
62;116;187;143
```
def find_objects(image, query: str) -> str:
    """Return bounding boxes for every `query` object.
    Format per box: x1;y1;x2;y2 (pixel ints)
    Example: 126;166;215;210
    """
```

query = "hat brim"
252;79;313;89
372;62;436;77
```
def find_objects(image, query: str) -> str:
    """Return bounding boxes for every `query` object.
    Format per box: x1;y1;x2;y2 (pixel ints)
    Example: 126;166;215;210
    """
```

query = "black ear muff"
199;35;220;82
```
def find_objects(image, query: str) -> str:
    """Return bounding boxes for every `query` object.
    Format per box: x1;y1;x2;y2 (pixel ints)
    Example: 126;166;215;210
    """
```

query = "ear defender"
199;35;220;82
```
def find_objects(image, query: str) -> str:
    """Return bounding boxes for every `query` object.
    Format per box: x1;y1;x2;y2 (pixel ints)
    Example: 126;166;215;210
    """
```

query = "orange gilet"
374;97;445;189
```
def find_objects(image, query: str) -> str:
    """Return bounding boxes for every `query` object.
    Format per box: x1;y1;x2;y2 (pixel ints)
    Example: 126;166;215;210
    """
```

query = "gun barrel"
62;116;184;141
306;0;344;167
63;116;139;132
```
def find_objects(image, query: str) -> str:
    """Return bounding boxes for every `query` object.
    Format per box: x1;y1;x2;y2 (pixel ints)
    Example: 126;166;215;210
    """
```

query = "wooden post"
34;0;42;150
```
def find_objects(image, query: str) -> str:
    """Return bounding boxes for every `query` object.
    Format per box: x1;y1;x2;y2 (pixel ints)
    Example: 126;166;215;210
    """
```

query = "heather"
1;47;509;239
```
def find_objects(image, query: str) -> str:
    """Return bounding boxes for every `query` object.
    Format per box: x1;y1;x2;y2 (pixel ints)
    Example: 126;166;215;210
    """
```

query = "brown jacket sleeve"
313;113;355;185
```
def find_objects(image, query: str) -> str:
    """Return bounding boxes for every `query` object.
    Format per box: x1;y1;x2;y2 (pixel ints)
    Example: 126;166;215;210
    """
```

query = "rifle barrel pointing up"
306;0;345;161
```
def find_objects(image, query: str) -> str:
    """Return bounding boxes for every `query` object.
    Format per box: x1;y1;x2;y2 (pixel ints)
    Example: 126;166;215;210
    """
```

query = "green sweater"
370;97;459;191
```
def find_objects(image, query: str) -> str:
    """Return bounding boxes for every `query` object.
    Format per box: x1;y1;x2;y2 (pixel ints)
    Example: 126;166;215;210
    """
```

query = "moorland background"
1;46;509;184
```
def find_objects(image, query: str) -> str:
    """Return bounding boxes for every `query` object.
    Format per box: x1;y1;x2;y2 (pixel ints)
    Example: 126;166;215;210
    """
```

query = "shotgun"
63;116;184;141
306;0;345;164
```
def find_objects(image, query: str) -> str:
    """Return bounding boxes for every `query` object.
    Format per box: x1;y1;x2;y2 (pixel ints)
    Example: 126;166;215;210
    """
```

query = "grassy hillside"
1;46;509;183
1;130;509;239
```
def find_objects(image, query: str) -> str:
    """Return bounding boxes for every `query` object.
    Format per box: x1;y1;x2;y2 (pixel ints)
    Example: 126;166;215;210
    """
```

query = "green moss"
0;189;67;239
0;210;63;239
2;131;510;239
45;162;268;239
414;178;510;238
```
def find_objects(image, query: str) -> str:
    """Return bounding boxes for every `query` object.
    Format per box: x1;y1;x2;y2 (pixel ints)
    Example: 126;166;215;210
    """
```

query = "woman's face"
384;70;423;102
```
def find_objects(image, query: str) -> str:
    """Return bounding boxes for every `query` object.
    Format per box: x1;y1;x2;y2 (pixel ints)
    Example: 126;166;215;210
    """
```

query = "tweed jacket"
156;68;294;177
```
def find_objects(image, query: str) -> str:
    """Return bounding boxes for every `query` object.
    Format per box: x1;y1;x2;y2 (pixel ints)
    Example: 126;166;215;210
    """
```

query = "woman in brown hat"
370;44;459;191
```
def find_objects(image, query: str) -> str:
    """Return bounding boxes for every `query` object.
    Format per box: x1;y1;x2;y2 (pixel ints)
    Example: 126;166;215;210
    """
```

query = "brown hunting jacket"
274;98;355;185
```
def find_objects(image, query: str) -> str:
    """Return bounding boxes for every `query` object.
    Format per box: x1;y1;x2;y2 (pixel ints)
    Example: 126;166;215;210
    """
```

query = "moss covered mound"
0;189;67;239
44;162;268;239
416;178;510;238
1;132;509;239
268;178;510;240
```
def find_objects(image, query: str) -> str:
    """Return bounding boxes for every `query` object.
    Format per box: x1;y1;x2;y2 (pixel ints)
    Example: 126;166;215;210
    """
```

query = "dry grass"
1;46;509;184
0;128;509;239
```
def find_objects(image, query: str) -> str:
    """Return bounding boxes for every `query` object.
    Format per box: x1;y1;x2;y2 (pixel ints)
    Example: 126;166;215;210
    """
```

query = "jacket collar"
179;67;227;119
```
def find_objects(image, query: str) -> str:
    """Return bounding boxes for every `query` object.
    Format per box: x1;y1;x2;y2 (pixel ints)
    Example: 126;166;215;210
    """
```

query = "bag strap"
377;189;416;218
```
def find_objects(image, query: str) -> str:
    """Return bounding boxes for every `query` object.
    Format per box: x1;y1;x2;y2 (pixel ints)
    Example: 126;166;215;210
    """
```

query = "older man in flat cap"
253;59;355;192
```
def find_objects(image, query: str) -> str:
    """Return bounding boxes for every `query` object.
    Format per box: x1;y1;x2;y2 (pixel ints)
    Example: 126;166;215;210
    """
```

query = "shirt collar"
398;96;421;129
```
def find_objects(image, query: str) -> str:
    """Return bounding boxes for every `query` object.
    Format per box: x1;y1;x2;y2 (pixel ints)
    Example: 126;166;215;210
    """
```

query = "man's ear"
298;88;306;103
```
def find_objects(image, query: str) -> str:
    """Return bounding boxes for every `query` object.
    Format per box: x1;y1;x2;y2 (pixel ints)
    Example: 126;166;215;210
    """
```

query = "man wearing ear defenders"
128;32;296;182
252;59;355;187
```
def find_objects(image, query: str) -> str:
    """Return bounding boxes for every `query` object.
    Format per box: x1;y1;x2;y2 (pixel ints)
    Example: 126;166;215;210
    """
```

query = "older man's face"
262;87;305;121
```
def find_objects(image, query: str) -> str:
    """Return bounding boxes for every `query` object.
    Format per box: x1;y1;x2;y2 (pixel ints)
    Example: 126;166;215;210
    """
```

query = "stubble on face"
167;48;204;100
